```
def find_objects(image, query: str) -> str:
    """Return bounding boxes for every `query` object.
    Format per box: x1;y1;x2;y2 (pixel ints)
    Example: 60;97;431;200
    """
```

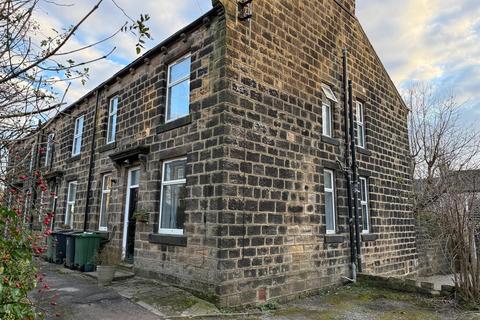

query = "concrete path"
32;261;160;320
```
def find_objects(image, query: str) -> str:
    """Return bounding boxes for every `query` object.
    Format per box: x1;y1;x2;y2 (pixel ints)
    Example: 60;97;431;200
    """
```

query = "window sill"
321;135;340;146
361;233;378;242
66;155;81;163
357;147;372;156
98;142;116;153
157;114;191;134
324;234;345;244
148;233;187;246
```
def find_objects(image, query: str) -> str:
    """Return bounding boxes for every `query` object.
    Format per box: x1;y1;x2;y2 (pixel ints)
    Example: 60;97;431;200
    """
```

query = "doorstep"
84;269;135;281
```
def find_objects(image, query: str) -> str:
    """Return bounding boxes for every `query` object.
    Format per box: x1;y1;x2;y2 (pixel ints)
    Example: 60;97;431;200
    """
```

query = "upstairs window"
29;144;35;172
45;133;54;167
65;181;77;228
99;174;112;231
72;115;84;156
356;101;365;148
324;169;336;234
322;100;333;137
159;158;187;235
166;55;191;122
107;96;118;144
359;177;370;233
321;84;337;138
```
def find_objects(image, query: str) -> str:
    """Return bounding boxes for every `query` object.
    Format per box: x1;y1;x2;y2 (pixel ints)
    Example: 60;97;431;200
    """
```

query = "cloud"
31;0;211;106
357;0;480;125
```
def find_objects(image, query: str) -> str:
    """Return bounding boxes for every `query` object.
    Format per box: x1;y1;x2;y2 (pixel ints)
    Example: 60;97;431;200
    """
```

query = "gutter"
83;90;100;231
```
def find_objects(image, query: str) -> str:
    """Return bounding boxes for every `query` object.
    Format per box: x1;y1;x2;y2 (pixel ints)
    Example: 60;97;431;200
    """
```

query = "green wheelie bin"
73;232;105;272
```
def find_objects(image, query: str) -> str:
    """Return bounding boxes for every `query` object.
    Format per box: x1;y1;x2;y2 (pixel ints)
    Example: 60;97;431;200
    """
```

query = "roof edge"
43;4;224;129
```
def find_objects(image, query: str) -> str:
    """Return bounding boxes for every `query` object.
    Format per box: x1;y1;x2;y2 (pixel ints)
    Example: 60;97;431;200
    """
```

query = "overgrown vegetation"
406;82;480;306
0;207;44;319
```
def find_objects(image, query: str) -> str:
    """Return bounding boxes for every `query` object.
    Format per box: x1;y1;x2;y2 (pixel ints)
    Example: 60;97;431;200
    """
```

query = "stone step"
84;269;135;282
116;262;134;272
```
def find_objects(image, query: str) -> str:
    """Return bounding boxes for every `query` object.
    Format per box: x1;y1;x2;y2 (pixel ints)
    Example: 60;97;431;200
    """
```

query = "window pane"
362;204;369;230
325;192;334;231
165;159;186;181
100;192;110;228
130;169;140;186
160;184;186;230
360;178;367;201
324;170;332;189
110;97;118;114
107;113;117;142
169;56;191;83
74;136;81;154
167;80;190;120
358;124;365;147
66;203;74;225
103;175;112;191
321;84;338;102
322;102;331;136
75;116;84;135
357;103;363;123
68;183;77;202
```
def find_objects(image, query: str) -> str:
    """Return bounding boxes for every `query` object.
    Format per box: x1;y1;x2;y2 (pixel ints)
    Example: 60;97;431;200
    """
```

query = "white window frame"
44;133;54;167
29;144;35;172
166;54;191;123
99;174;112;231
359;177;370;233
356;101;366;148
322;100;333;137
106;96;118;144
65;181;77;228
321;83;338;103
158;157;187;235
72;116;84;156
324;169;336;234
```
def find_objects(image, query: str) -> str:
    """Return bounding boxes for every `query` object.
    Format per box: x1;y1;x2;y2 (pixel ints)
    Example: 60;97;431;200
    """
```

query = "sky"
36;0;480;125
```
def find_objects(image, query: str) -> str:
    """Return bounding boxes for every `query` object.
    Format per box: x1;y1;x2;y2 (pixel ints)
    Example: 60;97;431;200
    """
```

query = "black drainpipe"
342;49;356;272
348;80;362;272
83;90;101;231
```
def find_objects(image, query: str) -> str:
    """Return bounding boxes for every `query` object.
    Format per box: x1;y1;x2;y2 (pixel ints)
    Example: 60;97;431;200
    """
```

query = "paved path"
32;261;160;320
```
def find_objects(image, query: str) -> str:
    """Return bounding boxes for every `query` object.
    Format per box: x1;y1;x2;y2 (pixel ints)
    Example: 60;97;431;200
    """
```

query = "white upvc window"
99;174;112;231
166;55;191;122
356;101;365;148
359;177;370;233
29;144;35;172
324;169;336;234
322;100;333;137
45;133;54;167
106;96;118;144
321;84;337;137
159;158;187;235
65;181;77;228
72;116;84;156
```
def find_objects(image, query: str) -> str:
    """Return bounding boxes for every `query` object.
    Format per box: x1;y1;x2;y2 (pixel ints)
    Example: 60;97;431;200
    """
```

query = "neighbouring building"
415;170;480;276
6;0;417;306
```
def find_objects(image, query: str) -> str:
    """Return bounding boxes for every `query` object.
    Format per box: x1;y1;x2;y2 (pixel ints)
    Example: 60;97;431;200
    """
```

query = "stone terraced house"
7;0;417;306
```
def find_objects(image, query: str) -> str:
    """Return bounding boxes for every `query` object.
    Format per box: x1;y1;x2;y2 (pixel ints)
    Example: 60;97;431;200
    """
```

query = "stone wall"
213;0;416;306
7;0;417;307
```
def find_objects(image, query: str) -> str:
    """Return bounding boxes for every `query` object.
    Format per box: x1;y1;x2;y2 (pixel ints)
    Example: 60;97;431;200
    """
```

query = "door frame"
122;166;140;259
